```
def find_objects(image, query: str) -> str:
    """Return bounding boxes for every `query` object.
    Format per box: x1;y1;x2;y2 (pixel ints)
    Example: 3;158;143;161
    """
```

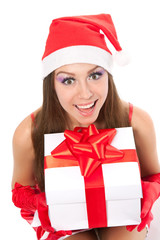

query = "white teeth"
76;102;95;109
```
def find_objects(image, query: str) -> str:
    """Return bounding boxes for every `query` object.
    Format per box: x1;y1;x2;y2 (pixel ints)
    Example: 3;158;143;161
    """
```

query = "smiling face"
54;63;109;129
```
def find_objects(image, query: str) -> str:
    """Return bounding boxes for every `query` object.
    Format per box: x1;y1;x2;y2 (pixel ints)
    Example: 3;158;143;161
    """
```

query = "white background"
0;0;160;239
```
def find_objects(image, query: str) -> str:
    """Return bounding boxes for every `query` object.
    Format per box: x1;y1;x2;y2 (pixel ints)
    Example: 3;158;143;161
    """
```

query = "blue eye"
88;71;103;80
62;77;75;85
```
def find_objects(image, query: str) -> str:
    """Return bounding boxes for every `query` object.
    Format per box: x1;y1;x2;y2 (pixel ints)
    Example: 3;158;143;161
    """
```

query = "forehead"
54;63;101;75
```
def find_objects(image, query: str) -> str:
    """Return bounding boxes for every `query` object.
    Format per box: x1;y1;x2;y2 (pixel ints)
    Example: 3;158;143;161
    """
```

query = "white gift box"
44;127;142;231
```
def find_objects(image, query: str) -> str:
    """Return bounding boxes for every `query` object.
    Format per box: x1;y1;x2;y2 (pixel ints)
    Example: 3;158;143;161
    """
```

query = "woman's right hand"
37;192;55;233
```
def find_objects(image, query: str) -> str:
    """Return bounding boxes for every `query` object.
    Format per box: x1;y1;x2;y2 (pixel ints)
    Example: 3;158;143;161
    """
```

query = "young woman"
12;14;160;240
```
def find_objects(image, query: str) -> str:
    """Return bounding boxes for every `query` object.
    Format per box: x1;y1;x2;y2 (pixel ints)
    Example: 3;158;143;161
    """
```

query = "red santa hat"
42;14;129;78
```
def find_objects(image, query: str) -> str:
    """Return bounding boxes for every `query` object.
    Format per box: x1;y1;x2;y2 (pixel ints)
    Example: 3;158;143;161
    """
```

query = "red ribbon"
44;124;139;229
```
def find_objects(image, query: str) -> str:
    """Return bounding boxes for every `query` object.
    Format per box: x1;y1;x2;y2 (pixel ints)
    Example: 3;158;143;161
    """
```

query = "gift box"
44;125;142;231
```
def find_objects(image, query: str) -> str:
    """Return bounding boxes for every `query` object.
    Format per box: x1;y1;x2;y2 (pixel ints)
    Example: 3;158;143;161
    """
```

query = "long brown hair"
32;72;130;191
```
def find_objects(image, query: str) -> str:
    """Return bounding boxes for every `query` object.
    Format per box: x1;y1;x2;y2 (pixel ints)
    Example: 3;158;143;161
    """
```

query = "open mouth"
74;100;98;114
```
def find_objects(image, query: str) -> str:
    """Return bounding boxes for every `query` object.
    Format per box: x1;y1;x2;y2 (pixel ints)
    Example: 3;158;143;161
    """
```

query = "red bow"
48;124;124;177
63;124;124;177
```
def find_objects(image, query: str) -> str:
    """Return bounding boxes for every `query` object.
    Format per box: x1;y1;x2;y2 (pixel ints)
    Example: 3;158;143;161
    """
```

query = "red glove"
12;183;73;239
12;182;55;233
127;173;160;232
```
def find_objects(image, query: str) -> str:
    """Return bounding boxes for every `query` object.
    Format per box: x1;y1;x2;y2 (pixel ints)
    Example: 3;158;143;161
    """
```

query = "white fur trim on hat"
42;45;113;78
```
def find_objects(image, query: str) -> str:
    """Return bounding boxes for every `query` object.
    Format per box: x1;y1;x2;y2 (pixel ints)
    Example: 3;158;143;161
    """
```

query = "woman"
12;14;160;240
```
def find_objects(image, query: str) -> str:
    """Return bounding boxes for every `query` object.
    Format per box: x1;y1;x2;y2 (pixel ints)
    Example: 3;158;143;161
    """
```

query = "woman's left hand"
127;180;160;232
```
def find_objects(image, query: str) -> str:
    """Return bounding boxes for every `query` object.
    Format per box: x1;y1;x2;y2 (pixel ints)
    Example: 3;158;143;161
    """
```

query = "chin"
78;118;97;128
69;113;99;128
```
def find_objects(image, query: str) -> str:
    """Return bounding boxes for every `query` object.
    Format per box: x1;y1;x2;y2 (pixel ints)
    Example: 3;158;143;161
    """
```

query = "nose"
78;81;93;99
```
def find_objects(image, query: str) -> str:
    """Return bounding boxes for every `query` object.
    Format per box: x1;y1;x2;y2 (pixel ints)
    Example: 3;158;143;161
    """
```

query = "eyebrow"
55;65;101;76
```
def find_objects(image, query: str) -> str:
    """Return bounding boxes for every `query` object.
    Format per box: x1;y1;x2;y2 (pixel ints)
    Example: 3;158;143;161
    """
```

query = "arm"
12;114;36;189
127;106;160;231
11;114;55;235
131;106;160;177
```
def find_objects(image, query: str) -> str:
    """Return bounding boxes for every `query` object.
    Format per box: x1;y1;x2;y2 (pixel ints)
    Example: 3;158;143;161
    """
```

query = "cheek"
54;84;65;106
55;85;73;109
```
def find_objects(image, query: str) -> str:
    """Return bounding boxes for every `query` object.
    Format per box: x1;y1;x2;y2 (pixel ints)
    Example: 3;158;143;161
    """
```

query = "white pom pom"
114;50;131;66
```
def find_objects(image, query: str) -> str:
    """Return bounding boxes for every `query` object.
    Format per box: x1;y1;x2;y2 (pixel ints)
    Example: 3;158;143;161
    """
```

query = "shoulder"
13;115;32;147
118;101;153;134
13;107;41;149
131;105;154;136
13;114;33;153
